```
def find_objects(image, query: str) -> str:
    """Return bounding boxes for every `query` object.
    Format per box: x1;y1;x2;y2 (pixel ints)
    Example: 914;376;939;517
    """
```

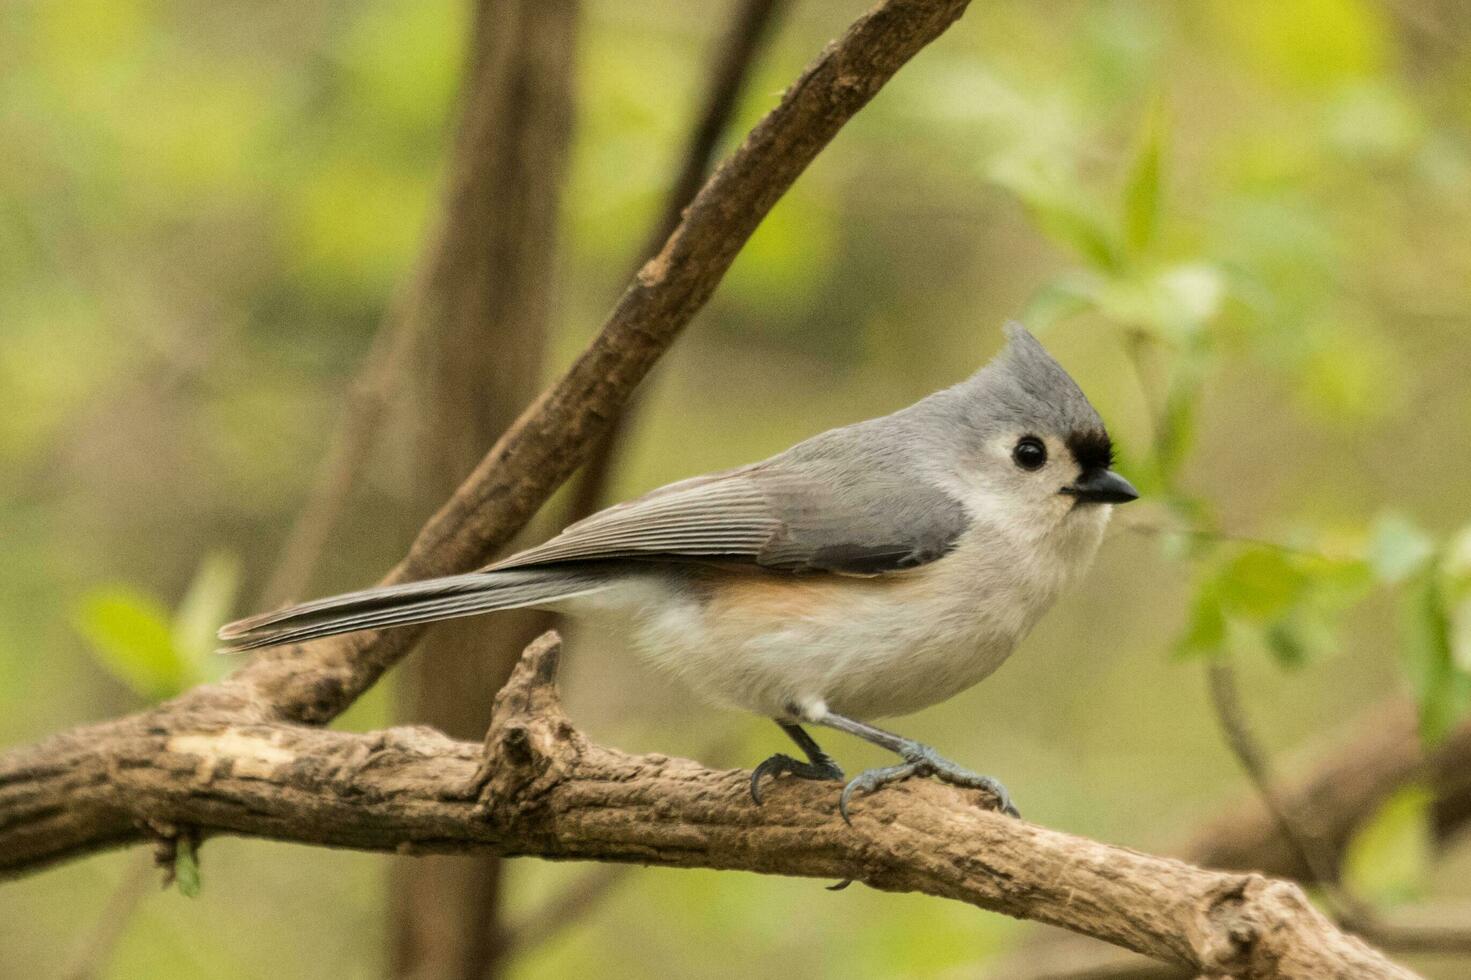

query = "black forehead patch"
1067;429;1114;472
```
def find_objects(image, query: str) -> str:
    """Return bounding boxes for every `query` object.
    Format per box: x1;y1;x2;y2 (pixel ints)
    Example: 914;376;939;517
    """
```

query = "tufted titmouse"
220;323;1137;819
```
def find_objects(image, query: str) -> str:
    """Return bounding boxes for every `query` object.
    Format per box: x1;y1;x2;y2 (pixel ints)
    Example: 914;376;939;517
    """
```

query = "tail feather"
217;567;615;652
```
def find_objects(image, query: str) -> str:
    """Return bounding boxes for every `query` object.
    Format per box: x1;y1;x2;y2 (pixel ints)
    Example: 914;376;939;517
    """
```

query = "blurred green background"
4;0;1471;976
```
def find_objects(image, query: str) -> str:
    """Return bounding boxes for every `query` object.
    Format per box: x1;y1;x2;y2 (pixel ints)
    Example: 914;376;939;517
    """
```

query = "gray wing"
492;458;971;576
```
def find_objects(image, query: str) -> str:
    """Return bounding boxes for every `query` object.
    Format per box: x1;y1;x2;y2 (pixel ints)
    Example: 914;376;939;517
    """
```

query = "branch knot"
460;632;581;819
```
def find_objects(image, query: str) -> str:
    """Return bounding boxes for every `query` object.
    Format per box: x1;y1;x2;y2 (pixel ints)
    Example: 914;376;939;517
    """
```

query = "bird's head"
952;323;1138;545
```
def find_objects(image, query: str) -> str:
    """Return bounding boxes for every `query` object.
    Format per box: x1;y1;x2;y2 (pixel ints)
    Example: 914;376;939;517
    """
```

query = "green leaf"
1401;569;1471;745
1173;541;1368;670
1174;579;1227;660
1152;263;1226;338
1367;512;1436;585
1451;595;1471;674
1264;616;1312;670
1123;95;1166;255
1217;549;1304;621
1154;341;1210;482
990;158;1123;272
174;836;201;898
72;588;187;700
1091;263;1225;345
172;552;241;667
1342;784;1434;906
1019;273;1103;331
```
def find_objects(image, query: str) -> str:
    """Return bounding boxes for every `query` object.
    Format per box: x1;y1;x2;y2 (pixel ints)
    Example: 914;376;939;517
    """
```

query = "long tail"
217;566;616;652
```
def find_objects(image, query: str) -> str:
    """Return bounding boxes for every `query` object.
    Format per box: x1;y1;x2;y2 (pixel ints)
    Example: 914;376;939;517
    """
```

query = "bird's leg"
814;712;1019;823
749;721;845;804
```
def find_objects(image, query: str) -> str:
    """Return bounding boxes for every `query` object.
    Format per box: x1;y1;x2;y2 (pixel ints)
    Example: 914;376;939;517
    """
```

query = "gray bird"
220;323;1137;819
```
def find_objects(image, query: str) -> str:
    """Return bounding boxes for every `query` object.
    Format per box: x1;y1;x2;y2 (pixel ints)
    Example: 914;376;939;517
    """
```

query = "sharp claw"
838;762;918;825
827;878;853;891
749;754;790;805
750;752;843;806
839;781;857;826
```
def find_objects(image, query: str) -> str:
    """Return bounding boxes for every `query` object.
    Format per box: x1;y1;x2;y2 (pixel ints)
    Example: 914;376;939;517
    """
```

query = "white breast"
568;508;1108;721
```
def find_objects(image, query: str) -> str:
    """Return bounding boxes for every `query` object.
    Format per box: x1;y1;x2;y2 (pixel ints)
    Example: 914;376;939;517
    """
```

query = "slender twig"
1205;658;1362;918
1119;516;1345;562
993;696;1471;978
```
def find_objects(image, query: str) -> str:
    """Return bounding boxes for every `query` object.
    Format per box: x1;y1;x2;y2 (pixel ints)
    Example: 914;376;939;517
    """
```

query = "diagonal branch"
0;633;1417;979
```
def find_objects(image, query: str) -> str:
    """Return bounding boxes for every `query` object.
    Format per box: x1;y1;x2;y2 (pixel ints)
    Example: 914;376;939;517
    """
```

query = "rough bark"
386;2;576;978
0;634;1418;979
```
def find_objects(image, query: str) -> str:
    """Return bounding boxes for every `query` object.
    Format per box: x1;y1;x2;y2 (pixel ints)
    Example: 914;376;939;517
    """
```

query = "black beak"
1061;469;1139;505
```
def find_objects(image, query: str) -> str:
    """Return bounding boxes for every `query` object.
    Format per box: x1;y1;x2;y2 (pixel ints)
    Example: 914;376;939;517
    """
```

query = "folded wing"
493;463;971;576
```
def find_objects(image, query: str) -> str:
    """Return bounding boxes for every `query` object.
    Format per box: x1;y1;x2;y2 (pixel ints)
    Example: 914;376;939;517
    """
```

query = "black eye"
1012;436;1047;471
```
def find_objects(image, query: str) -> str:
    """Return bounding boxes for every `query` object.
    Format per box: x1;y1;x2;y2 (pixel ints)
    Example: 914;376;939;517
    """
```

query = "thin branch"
1199;663;1471;964
1204;659;1355;908
991;693;1471;978
0;634;1419;979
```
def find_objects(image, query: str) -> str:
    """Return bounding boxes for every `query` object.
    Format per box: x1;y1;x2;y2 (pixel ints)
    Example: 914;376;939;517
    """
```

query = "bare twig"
990;693;1471;978
1204;659;1355;908
0;634;1419;979
1200;663;1471;964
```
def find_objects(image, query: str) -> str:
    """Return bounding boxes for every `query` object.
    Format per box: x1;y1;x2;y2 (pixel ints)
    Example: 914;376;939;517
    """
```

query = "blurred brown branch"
566;0;787;522
385;0;578;977
0;633;1419;979
990;692;1471;978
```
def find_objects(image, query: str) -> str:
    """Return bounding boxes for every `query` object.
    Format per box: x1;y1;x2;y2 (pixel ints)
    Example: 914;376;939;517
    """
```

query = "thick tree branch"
0;634;1416;979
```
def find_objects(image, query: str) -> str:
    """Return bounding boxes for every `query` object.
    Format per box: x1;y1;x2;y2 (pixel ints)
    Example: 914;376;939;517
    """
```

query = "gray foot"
749;752;844;805
839;744;1018;824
